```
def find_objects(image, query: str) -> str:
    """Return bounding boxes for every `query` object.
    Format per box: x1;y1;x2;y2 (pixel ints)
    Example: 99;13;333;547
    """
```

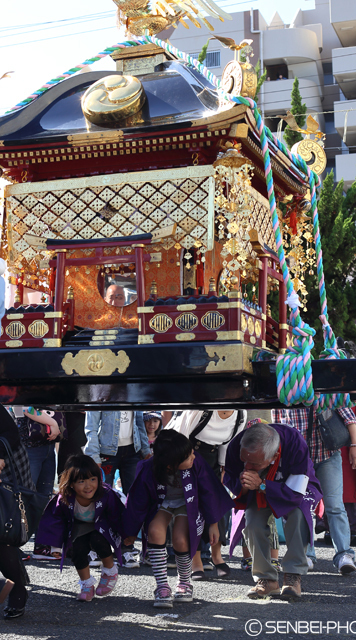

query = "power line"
0;11;115;33
0;25;120;49
0;13;116;39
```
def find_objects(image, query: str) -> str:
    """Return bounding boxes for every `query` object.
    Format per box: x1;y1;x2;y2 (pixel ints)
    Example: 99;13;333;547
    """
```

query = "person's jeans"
307;451;354;567
27;443;56;499
101;444;141;553
100;444;140;496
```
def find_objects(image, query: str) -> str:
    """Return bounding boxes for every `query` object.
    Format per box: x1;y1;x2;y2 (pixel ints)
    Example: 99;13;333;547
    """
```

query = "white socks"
78;575;96;588
101;565;118;576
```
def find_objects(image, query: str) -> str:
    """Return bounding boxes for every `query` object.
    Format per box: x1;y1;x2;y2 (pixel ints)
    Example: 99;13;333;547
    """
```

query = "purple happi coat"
36;483;124;569
224;423;323;555
123;452;234;558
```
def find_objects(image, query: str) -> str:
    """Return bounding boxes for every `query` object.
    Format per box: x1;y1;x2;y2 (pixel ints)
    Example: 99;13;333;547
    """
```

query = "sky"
0;0;316;116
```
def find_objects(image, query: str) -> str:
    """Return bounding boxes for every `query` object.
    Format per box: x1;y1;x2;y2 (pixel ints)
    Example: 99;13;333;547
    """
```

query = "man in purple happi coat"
224;422;322;600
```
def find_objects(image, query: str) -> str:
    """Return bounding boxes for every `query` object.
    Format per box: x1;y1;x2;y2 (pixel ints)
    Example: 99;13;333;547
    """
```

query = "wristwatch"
259;481;266;492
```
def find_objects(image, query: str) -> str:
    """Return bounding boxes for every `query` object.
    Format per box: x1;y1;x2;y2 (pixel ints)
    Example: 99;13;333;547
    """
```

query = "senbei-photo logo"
245;620;356;636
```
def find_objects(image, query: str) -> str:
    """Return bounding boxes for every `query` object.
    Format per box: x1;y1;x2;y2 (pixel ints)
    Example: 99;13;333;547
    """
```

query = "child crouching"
36;454;124;601
123;430;234;608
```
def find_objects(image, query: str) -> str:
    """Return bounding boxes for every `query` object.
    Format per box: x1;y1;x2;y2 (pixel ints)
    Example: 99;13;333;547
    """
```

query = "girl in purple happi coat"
36;454;124;602
123;430;234;608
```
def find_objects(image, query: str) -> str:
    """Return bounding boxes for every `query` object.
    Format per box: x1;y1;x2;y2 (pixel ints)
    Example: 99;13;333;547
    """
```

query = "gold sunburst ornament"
112;0;232;35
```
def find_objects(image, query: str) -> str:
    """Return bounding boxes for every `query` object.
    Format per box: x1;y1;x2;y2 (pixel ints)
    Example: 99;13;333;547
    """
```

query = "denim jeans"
101;444;141;553
26;443;56;499
307;451;354;567
100;443;141;496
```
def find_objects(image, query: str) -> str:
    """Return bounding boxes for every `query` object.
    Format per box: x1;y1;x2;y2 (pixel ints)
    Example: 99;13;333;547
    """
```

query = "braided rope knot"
312;315;352;412
276;310;315;407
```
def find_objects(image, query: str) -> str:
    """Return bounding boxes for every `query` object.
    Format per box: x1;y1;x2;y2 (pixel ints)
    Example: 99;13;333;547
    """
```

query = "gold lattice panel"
249;187;277;252
5;166;215;267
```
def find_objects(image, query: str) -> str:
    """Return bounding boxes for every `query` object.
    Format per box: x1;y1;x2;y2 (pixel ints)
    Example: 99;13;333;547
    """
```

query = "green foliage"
198;41;209;64
255;63;267;105
283;78;307;150
301;171;356;351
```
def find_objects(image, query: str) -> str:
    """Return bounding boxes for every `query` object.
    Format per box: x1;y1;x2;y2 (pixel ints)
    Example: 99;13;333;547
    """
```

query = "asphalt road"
1;536;356;640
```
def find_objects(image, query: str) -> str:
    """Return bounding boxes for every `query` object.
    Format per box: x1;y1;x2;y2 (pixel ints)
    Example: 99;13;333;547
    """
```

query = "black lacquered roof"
0;61;220;144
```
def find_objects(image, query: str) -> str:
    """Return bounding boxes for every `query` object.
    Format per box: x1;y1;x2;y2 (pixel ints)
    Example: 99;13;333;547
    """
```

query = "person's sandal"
191;570;205;581
213;562;230;578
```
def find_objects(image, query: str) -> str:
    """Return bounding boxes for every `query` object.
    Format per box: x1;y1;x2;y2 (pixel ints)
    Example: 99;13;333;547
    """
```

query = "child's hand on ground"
209;523;219;547
124;536;136;546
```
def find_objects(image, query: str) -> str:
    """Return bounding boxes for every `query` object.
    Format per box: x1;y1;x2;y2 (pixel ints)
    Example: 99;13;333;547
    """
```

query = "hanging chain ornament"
213;146;255;279
280;194;315;310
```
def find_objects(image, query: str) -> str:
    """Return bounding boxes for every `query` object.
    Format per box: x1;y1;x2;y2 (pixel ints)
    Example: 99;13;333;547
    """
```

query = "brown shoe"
280;573;302;599
247;579;280;599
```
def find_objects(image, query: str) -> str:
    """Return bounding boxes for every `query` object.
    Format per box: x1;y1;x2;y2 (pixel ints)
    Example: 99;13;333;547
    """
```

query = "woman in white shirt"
166;409;246;579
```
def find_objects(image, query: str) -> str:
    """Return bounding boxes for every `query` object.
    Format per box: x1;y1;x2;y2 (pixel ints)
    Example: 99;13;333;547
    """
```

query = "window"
322;62;335;86
190;50;221;68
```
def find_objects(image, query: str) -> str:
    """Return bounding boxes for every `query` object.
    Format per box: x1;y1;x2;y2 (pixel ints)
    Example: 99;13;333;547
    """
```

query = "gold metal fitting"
82;74;146;127
209;277;216;292
150;280;158;295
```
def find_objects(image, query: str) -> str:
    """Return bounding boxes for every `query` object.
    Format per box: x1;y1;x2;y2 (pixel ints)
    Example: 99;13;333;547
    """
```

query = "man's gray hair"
240;424;280;460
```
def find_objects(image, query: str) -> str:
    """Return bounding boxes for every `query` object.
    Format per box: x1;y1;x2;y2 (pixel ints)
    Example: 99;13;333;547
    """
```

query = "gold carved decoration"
6;321;26;340
175;333;195;341
61;349;131;376
240;62;258;99
205;344;253;374
255;319;262;338
0;326;3;336
149;314;173;333
241;314;247;332
216;330;242;341
67;131;124;145
247;316;255;335
138;335;155;344
28;320;49;339
5;340;23;348
291;139;326;176
201;311;225;331
175;313;198;332
286;332;294;348
176;304;197;311
82;75;145;127
43;338;62;347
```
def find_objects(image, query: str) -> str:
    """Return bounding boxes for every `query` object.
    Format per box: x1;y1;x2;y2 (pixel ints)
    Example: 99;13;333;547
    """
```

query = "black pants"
57;413;87;478
0;545;28;608
71;531;113;571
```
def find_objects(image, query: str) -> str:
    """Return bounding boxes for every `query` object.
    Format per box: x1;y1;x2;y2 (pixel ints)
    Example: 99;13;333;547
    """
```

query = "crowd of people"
1;405;356;618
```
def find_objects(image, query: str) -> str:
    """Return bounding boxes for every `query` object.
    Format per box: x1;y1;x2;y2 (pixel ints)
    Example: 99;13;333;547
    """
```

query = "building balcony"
332;47;356;100
334;100;356;147
263;27;321;65
330;0;356;47
262;78;322;116
335;153;356;190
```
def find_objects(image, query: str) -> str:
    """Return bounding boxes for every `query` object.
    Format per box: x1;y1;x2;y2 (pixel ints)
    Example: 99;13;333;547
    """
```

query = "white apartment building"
164;0;356;189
